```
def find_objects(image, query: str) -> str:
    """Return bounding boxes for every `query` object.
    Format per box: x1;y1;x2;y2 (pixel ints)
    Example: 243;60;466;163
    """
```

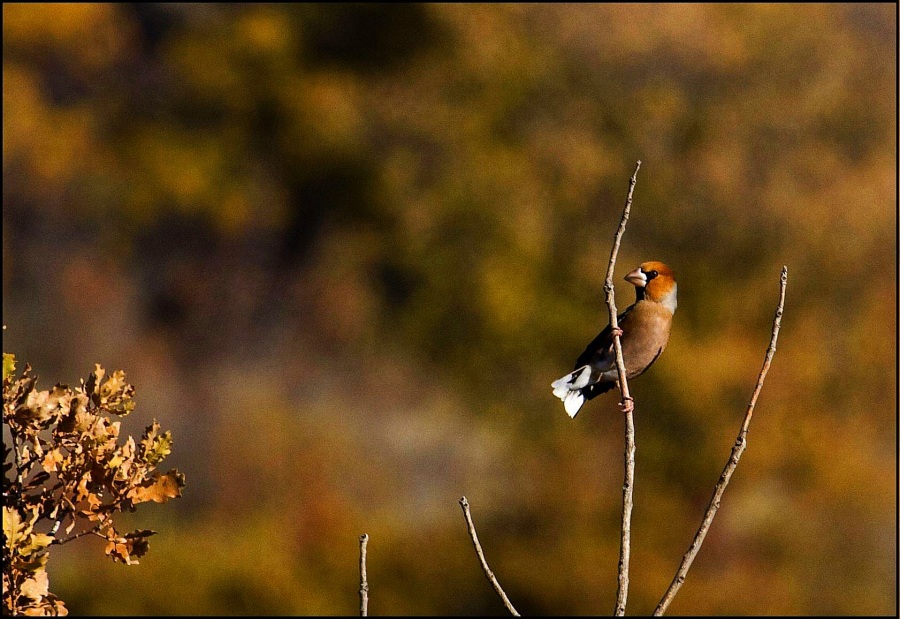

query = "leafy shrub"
2;352;184;616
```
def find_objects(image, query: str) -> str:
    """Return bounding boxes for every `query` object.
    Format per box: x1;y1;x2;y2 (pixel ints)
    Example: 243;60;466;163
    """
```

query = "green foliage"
2;354;184;616
3;354;15;381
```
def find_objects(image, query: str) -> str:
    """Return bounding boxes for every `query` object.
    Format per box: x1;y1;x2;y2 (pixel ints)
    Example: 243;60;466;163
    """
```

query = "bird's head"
624;261;677;313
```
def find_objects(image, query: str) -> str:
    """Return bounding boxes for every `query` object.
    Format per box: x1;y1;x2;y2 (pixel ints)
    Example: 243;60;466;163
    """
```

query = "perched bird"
552;261;677;418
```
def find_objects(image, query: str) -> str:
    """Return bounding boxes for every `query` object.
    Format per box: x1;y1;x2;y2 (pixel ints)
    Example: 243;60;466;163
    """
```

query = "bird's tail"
551;365;593;418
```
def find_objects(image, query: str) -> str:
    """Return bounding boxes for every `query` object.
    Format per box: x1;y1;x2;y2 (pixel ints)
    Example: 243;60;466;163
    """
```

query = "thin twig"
50;522;103;546
9;423;24;488
654;266;788;616
16;445;42;478
607;160;641;616
458;497;520;616
359;534;369;617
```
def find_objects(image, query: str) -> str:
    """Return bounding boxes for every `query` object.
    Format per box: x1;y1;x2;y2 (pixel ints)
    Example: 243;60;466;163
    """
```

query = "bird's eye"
649;270;659;279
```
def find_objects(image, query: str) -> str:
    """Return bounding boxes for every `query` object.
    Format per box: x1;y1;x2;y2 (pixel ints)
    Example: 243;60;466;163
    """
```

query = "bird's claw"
619;397;634;414
611;327;624;339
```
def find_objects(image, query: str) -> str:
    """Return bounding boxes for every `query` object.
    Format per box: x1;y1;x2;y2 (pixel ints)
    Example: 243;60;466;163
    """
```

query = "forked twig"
654;266;788;616
607;160;641;616
459;497;520;616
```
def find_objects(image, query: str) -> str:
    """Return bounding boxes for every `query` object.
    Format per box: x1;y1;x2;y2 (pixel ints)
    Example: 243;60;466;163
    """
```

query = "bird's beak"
624;267;647;288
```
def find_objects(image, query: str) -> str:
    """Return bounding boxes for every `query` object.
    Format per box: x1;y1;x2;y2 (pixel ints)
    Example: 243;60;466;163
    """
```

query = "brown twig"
654;266;788;616
458;497;520;616
359;534;369;616
607;160;641;616
9;423;24;488
50;523;104;546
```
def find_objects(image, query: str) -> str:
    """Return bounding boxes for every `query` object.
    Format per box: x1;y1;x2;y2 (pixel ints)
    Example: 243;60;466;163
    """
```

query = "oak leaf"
19;570;49;600
128;469;185;504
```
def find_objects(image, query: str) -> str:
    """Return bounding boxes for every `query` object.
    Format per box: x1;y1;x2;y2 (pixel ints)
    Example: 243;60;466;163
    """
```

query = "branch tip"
358;532;369;616
458;496;520;616
653;266;787;615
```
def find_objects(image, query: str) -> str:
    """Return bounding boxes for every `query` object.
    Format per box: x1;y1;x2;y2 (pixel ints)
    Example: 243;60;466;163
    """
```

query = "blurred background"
2;3;896;615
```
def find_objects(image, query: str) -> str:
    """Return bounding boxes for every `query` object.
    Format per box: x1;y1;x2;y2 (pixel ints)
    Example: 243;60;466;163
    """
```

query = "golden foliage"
1;3;895;615
2;354;184;615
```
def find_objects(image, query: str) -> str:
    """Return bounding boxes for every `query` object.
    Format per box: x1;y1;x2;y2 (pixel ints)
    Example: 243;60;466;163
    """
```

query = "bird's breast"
617;302;673;378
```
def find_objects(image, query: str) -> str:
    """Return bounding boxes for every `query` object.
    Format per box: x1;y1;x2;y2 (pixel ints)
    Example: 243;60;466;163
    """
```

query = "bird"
552;261;677;418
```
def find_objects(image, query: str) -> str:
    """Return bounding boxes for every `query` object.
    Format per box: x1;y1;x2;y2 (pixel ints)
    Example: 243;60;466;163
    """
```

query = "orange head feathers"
624;261;677;313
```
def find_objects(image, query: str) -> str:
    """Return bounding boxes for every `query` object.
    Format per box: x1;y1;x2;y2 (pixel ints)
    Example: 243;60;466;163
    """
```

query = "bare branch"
608;160;641;616
458;497;520;616
359;534;369;617
654;266;788;616
51;522;104;546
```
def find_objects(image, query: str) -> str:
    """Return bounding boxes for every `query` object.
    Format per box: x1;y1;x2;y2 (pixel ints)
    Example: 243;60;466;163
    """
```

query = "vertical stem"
607;160;641;616
615;406;636;616
359;534;369;617
9;423;24;488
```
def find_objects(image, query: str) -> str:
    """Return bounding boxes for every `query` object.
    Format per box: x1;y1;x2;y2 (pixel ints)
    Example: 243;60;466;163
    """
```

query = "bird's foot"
619;396;634;414
611;327;624;339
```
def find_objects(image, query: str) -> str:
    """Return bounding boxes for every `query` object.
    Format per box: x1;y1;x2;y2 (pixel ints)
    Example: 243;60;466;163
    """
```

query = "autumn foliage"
2;3;895;615
2;352;184;616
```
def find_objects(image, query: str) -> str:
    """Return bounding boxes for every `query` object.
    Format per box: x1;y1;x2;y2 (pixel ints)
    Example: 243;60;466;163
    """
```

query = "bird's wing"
573;303;635;370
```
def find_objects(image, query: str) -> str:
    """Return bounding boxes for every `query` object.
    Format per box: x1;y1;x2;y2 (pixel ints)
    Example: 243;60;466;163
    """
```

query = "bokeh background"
3;3;896;615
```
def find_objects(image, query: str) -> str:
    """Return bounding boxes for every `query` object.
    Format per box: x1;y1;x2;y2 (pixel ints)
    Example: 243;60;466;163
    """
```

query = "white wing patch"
564;391;585;418
551;365;593;418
